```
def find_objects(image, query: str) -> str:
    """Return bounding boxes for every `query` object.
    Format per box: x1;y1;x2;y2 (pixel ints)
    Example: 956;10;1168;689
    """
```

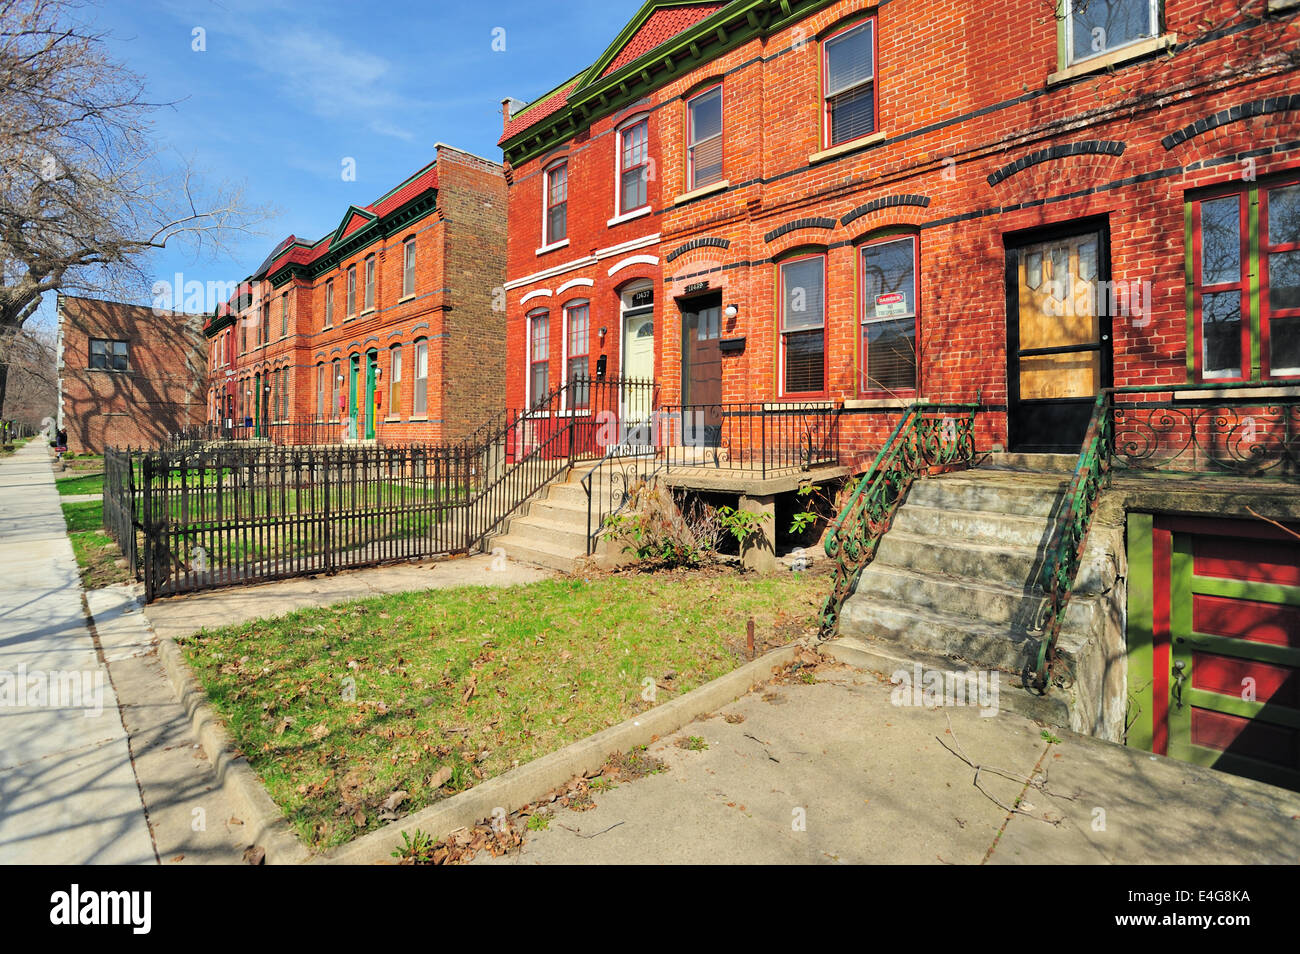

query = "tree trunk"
0;357;9;422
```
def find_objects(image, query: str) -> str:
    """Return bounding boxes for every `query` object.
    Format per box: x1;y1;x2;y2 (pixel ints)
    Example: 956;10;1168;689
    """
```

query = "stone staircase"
826;454;1127;736
488;469;594;571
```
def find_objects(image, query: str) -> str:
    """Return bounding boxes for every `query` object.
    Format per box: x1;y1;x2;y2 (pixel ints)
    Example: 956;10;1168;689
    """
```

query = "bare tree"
0;322;55;425
0;0;267;416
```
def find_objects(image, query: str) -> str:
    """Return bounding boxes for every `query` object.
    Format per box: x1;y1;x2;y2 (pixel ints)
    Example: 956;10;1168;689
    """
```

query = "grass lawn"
56;473;104;495
180;567;831;848
61;501;134;588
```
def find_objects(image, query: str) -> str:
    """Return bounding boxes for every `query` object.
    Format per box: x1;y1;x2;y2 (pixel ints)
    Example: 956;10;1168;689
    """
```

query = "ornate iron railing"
1033;390;1113;692
820;403;979;636
581;448;667;556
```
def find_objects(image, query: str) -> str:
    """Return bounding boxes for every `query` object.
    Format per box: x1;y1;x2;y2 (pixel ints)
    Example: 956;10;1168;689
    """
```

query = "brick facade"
204;144;507;444
500;0;1300;464
56;295;207;454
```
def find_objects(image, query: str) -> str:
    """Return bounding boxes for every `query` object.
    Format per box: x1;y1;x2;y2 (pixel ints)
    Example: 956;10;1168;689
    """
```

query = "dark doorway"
1005;223;1114;452
681;292;723;448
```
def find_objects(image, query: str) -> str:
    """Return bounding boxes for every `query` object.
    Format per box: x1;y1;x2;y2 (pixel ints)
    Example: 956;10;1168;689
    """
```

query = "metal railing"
580;448;667;556
820;403;979;635
654;401;841;478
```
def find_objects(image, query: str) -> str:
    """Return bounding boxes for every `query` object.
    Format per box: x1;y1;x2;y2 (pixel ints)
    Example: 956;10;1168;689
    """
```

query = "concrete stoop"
833;458;1129;742
489;468;628;572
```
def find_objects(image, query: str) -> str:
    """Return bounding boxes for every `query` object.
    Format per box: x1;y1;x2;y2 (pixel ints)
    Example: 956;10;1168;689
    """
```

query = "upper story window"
325;279;334;328
1191;177;1300;382
860;235;919;394
617;118;650;215
823;20;876;148
89;338;129;371
545;162;568;245
1065;0;1160;66
347;265;357;316
779;254;826;395
364;255;376;311
687;85;723;190
260;302;270;346
280;295;289;337
403;238;416;297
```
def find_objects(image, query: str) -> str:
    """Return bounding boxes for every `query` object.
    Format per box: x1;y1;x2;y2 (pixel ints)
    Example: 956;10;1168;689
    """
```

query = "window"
325;280;334;327
618;119;650;214
280;368;289;422
331;359;342;420
347;265;357;316
823;20;876;148
413;339;428;416
316;364;325;421
1191;178;1300;381
280;295;289;337
687;86;723;190
545;163;568;245
1065;0;1160;66
564;301;590;409
89;338;129;371
364;255;376;311
240;319;247;354
260;303;269;346
779;255;826;394
528;310;550;406
389;345;402;416
403;239;416;297
860;235;919;393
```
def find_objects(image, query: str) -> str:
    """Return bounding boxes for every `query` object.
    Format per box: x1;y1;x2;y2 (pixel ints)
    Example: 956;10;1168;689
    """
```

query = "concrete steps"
832;460;1122;730
488;465;629;572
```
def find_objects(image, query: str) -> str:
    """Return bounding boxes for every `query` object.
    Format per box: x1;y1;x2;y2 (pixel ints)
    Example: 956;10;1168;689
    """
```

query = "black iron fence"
103;447;141;574
654;401;841;477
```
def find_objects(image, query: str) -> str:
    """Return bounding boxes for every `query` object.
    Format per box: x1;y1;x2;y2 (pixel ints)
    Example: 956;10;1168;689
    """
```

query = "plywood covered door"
1128;513;1300;791
1006;229;1112;451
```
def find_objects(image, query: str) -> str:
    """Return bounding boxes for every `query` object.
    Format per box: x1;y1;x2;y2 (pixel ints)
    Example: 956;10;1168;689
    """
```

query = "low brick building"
56;294;207;453
203;144;507;444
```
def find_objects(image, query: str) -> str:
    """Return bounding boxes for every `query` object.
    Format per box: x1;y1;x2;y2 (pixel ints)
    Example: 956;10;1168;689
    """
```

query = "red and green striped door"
1128;513;1300;790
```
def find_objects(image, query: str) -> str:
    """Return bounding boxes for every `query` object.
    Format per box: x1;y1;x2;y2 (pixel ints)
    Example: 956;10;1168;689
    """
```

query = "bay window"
779;254;826;395
860;235;919;394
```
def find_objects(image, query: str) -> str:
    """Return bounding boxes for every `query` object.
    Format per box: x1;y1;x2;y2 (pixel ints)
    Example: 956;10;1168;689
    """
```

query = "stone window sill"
809;131;886;166
607;206;652;228
844;396;922;410
536;239;570;257
1047;33;1177;86
673;180;729;205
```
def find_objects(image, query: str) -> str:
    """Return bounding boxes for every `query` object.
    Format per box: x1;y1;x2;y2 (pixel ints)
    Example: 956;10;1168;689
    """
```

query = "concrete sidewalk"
479;665;1300;864
0;441;155;863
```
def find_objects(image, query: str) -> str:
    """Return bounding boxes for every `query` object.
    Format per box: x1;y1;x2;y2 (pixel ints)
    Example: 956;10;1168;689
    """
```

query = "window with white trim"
325;280;334;328
823;20;875;148
528;309;550;406
389;345;402;415
316;363;325;420
364;255;376;311
687;85;723;190
403;239;416;297
618;119;650;215
545;163;567;244
331;359;341;420
780;255;826;394
564;300;590;409
280;294;289;337
1065;0;1160;66
413;339;428;416
347;265;357;316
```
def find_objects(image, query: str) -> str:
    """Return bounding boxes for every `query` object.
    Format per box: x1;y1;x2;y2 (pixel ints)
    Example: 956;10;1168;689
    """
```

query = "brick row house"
203;144;506;444
498;0;1300;785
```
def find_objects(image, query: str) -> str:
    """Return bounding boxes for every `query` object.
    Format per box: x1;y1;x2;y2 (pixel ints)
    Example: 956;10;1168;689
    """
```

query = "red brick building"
204;144;507;444
56;295;207;453
500;0;1300;462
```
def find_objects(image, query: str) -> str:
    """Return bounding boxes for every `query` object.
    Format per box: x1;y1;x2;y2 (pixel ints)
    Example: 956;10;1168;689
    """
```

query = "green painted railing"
820;402;979;636
1033;389;1113;692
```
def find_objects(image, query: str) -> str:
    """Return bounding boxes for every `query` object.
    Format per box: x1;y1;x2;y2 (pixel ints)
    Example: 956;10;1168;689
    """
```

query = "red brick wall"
505;0;1300;460
58;295;207;453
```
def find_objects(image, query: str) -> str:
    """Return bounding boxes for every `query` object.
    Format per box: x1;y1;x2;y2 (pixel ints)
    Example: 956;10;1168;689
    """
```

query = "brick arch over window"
764;217;837;244
665;237;730;263
1162;96;1300;150
986;140;1126;187
840;194;931;228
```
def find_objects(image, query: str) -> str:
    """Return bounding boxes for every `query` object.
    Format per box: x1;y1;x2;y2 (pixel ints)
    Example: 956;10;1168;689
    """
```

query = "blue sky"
34;0;643;327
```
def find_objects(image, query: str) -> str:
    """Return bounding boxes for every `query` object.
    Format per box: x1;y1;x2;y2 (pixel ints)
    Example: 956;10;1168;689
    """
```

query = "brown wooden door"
1006;228;1113;452
682;296;722;447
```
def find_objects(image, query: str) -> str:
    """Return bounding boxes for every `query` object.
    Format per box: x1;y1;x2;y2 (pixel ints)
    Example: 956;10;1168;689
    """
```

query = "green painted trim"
1191;575;1300;607
1184;201;1196;381
1171;533;1194;638
1181;632;1300;669
1173;744;1300;790
1248;186;1262;379
1125;512;1156;751
1184;687;1300;729
1166;533;1194;756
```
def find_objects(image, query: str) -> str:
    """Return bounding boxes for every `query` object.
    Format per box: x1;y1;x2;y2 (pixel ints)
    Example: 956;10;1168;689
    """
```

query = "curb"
155;630;310;865
317;641;806;865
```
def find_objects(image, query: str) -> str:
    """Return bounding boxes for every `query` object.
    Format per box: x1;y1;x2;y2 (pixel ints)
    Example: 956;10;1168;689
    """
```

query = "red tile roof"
601;3;726;78
499;79;579;146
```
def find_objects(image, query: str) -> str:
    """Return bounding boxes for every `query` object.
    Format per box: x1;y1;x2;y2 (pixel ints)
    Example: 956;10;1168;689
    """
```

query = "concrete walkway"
0;441;155;863
480;665;1300;864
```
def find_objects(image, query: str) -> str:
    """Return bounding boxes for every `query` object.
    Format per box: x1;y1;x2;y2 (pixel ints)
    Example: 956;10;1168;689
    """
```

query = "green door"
365;351;377;440
348;355;359;441
1128;513;1300;791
